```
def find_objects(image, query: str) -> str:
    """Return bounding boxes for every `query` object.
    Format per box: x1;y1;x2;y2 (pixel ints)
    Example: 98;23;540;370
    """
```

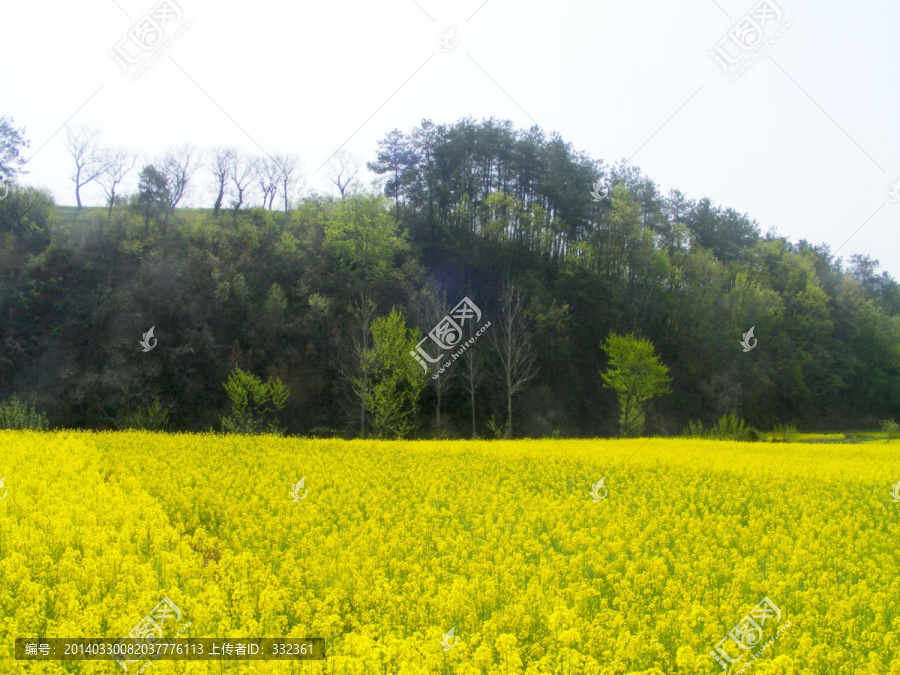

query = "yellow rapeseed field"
1;431;899;674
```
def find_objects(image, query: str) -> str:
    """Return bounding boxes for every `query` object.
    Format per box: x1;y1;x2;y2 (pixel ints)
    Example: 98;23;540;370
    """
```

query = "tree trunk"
360;384;366;439
470;384;476;438
506;382;513;439
434;386;441;436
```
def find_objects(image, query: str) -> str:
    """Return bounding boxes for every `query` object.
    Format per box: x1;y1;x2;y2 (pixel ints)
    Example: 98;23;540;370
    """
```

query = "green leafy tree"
324;194;408;296
0;115;30;183
365;308;427;438
772;423;798;443
220;366;290;435
682;420;706;438
367;129;419;207
685;197;759;263
600;333;671;437
132;164;170;230
259;282;288;338
326;197;410;437
0;394;49;430
486;414;508;439
120;398;170;431
710;413;761;441
0;184;54;248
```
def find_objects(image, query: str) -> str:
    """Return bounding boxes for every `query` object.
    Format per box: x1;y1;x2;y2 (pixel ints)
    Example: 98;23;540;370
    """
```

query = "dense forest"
1;115;898;437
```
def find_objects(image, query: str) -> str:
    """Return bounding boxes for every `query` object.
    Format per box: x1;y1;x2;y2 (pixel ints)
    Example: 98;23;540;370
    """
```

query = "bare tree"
421;288;455;436
98;149;136;221
462;328;488;438
490;283;539;438
254;155;280;210
229;150;255;212
160;144;201;211
326;149;360;198
334;293;377;438
209;146;235;215
65;126;108;208
273;152;301;213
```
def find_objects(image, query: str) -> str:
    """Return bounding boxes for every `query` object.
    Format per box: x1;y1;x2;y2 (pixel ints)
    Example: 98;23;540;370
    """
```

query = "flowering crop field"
1;431;899;674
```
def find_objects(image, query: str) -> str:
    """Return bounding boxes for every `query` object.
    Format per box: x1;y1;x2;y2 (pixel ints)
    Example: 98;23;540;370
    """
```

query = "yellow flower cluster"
1;431;898;674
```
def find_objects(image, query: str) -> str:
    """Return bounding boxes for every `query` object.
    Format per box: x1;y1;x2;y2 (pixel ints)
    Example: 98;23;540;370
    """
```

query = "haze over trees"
0;114;898;436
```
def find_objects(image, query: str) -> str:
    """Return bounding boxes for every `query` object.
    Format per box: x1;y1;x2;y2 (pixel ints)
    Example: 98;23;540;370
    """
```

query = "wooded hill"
1;117;898;436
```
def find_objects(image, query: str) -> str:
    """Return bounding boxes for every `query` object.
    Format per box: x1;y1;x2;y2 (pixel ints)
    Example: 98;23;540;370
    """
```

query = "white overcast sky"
2;0;899;276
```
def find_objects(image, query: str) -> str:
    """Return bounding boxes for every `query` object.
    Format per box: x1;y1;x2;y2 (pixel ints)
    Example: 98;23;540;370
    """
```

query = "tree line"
0;114;898;437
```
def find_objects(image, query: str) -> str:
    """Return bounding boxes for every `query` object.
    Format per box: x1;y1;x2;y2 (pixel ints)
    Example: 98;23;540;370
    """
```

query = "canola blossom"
1;431;899;674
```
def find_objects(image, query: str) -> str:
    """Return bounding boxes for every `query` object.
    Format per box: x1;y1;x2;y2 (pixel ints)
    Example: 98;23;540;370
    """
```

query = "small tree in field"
220;366;289;435
366;308;427;439
600;332;671;437
120;398;169;431
0;394;49;430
